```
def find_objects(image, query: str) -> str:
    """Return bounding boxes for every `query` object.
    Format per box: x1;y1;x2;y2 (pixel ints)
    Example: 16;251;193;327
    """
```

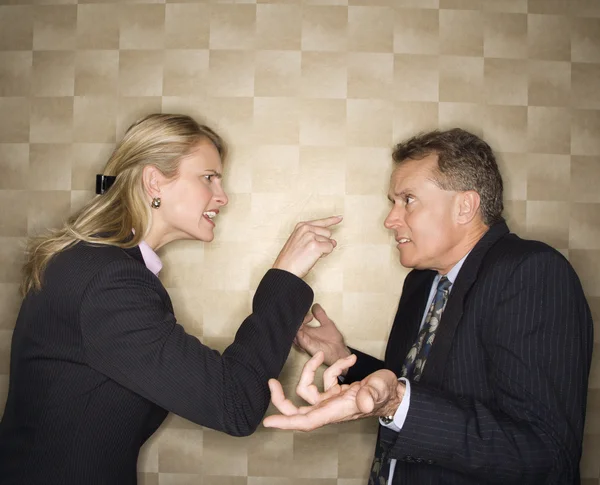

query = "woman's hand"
273;215;342;279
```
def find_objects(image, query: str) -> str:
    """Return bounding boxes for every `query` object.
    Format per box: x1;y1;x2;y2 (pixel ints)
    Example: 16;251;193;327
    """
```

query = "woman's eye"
203;175;213;182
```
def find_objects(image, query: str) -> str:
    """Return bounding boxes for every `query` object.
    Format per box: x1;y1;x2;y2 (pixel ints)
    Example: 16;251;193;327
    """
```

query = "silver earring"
151;197;161;209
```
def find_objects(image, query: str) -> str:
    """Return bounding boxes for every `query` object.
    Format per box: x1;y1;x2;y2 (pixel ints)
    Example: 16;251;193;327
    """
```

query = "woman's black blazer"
0;242;313;484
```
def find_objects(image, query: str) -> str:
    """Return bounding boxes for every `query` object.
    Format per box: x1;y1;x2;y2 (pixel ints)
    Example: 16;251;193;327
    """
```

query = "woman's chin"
162;230;215;245
193;229;215;243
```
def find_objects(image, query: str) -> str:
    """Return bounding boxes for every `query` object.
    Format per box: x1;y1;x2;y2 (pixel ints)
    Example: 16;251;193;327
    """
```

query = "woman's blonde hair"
21;113;226;296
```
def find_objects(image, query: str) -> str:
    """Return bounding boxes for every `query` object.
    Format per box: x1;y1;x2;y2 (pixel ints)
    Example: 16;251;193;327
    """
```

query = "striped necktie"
368;276;452;485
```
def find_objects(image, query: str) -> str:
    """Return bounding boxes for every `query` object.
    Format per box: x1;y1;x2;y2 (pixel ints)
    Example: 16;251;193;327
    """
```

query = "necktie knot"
437;275;451;294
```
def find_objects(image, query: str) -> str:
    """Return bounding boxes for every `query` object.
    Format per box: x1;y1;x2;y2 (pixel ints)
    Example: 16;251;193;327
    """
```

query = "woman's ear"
456;190;481;225
142;165;164;199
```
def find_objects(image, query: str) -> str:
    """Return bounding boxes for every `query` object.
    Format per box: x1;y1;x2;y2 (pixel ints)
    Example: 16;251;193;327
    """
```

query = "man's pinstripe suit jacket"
345;221;593;484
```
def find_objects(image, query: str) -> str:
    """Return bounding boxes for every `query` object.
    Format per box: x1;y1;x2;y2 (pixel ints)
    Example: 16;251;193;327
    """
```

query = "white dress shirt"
382;252;469;485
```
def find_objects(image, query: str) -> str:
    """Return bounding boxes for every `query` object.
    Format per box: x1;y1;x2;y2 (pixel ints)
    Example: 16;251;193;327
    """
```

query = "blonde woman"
0;114;341;484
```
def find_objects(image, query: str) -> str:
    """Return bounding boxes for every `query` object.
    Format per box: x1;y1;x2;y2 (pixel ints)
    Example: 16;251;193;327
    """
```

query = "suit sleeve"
342;348;384;384
384;251;593;483
79;261;313;437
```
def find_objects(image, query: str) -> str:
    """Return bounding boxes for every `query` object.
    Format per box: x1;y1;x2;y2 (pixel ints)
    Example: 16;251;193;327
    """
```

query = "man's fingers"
361;370;398;405
355;385;377;414
294;327;313;352
292;337;306;353
268;379;299;416
355;370;399;414
312;303;325;315
302;313;314;326
295;327;307;344
323;354;357;391
312;303;334;328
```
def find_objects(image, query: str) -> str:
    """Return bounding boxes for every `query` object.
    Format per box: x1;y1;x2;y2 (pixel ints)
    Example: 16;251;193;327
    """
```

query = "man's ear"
142;165;164;199
456;190;481;225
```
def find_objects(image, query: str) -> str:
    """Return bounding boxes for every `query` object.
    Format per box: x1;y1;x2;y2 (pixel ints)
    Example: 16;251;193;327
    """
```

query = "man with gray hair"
264;128;593;485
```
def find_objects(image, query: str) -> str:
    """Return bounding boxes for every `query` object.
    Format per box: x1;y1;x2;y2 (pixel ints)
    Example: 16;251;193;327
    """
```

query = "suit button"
426;459;435;465
405;455;414;462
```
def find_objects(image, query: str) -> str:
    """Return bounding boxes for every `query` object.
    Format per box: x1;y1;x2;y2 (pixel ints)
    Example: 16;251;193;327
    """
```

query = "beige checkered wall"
1;0;599;483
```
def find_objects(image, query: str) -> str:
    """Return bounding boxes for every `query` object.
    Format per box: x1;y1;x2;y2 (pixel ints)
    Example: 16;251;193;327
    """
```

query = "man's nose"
384;206;403;229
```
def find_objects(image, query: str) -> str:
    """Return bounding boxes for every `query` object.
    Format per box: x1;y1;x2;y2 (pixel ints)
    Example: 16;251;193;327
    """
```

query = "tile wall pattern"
1;0;599;483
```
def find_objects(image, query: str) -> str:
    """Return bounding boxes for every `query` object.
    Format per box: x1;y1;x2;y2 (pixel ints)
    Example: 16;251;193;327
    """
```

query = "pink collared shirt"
138;240;162;276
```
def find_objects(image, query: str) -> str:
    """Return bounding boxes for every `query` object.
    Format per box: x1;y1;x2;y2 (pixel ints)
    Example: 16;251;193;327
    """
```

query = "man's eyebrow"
388;189;409;203
393;189;411;198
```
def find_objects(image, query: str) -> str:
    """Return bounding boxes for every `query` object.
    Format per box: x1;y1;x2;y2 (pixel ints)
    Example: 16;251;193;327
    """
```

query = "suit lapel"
420;221;510;388
385;270;435;377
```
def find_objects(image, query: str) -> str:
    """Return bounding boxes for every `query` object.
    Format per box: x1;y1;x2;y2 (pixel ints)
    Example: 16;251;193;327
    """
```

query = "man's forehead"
389;159;436;191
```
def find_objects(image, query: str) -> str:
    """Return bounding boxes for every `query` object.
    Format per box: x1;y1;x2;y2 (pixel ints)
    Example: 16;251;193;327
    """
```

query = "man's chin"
398;253;418;269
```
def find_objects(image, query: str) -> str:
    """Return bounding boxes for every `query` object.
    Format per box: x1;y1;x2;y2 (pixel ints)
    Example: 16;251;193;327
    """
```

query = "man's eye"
405;195;415;205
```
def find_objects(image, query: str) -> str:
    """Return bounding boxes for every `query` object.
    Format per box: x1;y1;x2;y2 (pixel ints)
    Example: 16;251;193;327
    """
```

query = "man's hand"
263;351;404;432
295;304;351;367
